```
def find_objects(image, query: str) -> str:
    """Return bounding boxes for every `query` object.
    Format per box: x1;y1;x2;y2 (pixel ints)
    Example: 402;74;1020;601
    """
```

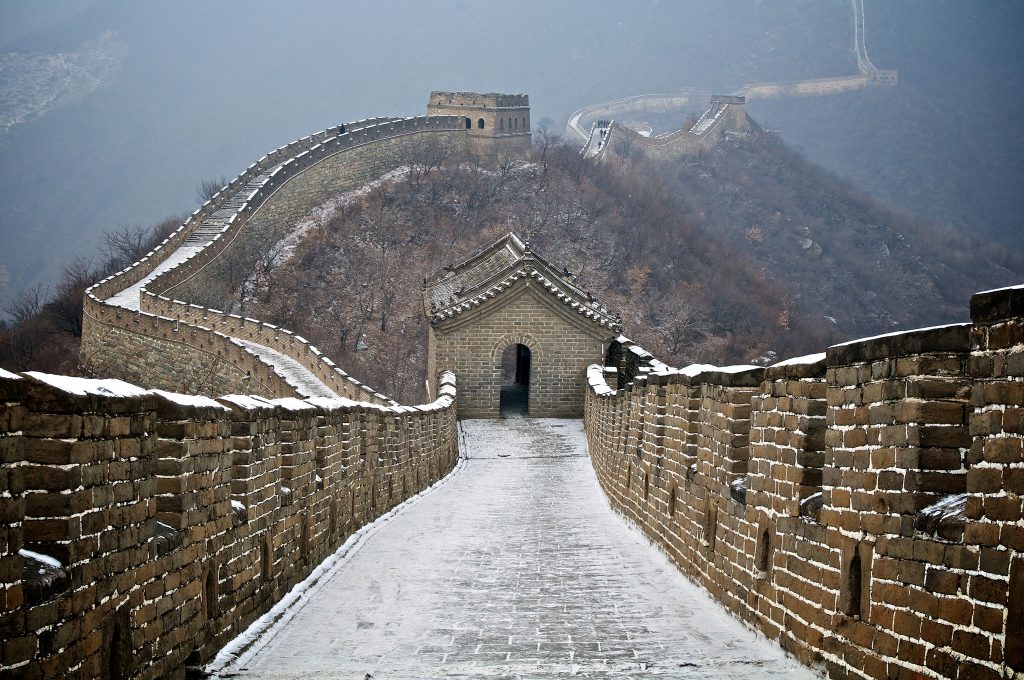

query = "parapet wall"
584;286;1024;679
429;91;530;109
0;370;459;679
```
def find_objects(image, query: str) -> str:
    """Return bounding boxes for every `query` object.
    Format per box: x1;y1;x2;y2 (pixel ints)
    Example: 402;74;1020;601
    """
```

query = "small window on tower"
478;118;485;129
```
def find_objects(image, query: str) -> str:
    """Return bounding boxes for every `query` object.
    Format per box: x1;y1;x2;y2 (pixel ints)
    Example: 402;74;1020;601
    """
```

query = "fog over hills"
0;0;1020;317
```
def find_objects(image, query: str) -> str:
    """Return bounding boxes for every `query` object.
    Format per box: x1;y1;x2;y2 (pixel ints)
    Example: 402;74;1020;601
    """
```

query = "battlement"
429;91;529;109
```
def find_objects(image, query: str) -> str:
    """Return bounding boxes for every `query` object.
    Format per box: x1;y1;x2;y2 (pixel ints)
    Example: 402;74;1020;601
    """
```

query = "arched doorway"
500;343;530;417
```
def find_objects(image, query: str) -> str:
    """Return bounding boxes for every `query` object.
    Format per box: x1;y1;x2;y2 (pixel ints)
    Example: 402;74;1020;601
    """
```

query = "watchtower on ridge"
428;91;532;161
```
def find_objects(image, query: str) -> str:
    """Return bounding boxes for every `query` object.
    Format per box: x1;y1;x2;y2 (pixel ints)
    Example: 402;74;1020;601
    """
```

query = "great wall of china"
1;76;1022;678
568;0;897;162
1;96;511;679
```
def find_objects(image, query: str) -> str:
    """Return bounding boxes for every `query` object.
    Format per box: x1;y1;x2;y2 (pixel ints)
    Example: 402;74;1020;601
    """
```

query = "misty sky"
0;0;1021;314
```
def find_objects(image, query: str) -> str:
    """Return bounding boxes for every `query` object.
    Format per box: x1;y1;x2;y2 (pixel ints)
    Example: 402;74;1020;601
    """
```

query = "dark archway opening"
500;343;530;417
204;565;218;622
465;117;471;129
106;608;131;680
755;528;772;574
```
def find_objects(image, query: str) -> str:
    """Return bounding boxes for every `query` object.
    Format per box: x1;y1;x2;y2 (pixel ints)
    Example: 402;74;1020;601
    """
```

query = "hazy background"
0;0;1021;315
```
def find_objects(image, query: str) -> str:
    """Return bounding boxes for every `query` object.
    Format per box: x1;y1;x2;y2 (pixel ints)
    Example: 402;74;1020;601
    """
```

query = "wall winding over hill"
580;95;751;162
585;286;1024;679
82;115;468;403
0;369;459;679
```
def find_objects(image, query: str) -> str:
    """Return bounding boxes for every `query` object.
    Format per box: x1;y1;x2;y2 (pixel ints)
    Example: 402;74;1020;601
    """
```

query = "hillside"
171;129;1021;403
4;1;1020;325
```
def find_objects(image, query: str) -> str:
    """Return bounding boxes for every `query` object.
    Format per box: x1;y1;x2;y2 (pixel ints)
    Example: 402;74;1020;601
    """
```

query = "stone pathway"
215;419;820;679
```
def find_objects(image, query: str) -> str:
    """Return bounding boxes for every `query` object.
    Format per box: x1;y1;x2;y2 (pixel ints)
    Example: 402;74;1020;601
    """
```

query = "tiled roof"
424;233;620;330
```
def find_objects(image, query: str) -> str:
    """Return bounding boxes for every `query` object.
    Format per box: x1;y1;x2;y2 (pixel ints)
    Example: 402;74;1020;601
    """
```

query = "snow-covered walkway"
213;419;820;679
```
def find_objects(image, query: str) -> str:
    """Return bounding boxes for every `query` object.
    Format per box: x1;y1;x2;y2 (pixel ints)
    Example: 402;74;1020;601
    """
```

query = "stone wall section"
585;96;750;162
0;371;459;679
584;287;1024;680
967;288;1024;673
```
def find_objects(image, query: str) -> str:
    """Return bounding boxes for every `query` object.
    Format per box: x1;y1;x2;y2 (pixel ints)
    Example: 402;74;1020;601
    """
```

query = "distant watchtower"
428;91;532;161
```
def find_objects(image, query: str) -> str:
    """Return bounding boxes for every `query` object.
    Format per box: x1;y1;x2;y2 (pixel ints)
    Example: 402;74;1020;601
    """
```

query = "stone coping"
971;284;1024;324
826;323;971;366
0;369;456;419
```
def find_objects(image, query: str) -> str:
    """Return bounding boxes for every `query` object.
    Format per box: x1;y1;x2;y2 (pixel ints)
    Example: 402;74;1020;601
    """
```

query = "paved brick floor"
216;419;821;679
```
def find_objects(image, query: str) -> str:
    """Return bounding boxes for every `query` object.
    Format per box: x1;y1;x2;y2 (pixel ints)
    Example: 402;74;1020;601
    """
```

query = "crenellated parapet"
584;285;1024;679
0;368;458;678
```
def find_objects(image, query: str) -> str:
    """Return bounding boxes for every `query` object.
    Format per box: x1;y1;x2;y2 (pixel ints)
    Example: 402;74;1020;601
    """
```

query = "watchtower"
424;233;620;418
428;91;532;161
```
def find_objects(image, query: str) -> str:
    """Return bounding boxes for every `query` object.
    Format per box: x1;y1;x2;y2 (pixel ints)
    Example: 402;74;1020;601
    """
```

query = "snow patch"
830;322;970;348
234;339;338;399
677;363;719;377
976;283;1024;295
220;394;278;410
150;390;229;410
304;396;363;410
19;549;62;569
0;367;21;380
587;364;616;396
270;397;316;411
771;352;827;368
25;372;150;398
106;244;205;310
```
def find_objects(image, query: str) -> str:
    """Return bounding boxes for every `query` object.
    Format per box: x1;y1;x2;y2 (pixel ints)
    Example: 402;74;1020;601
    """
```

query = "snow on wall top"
770;352;827;368
25;372;151;398
829;322;971;348
14;370;456;416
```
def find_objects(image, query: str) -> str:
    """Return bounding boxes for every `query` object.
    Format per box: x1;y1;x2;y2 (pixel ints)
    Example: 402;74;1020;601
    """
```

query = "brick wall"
0;371;459;679
430;280;612;418
584;286;1024;679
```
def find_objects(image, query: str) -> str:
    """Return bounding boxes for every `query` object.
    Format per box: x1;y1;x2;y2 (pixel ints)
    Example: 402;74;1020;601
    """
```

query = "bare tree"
48;256;98;337
532;128;561;177
5;284;45;324
102;225;149;271
196;175;230;204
